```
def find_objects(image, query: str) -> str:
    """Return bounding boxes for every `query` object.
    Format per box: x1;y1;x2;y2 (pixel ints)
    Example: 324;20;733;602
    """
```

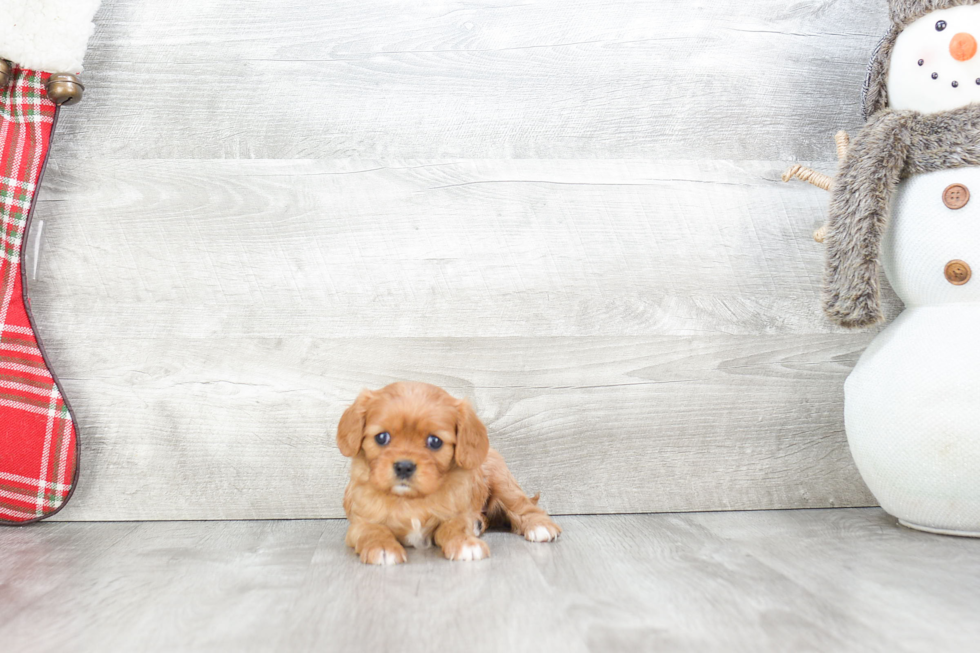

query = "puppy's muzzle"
393;460;416;480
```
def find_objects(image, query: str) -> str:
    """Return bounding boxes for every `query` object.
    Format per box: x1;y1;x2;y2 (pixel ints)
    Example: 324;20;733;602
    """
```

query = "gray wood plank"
40;335;874;521
692;510;980;652
52;0;889;161
2;510;978;652
28;158;902;339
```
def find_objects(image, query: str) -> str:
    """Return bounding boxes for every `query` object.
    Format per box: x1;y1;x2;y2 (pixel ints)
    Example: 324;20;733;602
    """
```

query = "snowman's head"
864;0;980;117
889;5;980;112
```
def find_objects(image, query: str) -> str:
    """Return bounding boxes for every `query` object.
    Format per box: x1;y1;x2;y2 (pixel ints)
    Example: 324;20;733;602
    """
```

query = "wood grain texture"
3;510;979;652
24;0;899;519
39;334;875;520
29;158;903;340
52;0;890;161
29;157;884;519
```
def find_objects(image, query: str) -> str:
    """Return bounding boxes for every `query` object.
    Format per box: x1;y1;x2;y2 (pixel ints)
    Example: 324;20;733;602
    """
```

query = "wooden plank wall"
32;0;895;520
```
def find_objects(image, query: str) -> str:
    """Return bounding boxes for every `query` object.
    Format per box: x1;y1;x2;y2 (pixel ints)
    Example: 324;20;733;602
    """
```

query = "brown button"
945;259;972;285
944;184;971;210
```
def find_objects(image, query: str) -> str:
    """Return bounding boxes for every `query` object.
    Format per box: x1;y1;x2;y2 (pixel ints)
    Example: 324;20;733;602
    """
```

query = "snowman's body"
847;168;980;534
844;5;980;535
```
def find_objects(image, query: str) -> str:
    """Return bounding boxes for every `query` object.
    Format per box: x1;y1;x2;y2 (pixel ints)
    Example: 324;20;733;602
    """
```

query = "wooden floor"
2;509;978;652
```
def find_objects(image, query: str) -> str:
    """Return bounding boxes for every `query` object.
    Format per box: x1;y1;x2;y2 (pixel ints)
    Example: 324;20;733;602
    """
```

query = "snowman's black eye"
919;59;925;66
933;72;940;79
937;20;948;31
953;81;960;88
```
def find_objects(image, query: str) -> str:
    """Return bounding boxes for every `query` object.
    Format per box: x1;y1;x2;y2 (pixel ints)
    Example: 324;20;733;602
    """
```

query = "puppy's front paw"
523;516;562;543
442;536;490;562
360;542;407;566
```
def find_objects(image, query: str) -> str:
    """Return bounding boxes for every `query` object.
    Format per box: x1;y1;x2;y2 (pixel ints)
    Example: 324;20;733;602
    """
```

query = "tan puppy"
337;382;561;564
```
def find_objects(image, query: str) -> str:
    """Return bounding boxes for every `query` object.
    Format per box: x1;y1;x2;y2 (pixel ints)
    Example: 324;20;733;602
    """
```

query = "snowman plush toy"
818;0;980;536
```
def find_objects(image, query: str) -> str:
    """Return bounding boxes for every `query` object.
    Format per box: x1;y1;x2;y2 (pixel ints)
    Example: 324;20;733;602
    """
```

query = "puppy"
337;382;561;564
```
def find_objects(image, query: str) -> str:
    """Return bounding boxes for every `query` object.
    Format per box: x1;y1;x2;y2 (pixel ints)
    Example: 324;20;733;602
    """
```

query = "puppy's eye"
374;432;391;446
426;435;443;450
937;20;948;31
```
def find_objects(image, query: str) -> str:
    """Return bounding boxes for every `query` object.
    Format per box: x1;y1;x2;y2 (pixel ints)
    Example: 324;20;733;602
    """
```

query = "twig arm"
835;131;850;162
781;164;833;191
780;131;849;242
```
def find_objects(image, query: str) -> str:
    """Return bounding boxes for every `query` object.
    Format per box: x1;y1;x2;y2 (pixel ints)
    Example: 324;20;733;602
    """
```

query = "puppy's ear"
455;399;489;470
337;390;374;457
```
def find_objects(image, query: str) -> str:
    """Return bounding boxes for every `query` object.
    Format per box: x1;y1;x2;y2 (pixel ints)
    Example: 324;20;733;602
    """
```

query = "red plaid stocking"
0;66;79;524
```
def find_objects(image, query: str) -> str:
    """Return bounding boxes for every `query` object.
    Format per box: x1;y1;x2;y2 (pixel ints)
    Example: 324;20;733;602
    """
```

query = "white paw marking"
453;543;485;561
526;525;557;542
371;549;401;566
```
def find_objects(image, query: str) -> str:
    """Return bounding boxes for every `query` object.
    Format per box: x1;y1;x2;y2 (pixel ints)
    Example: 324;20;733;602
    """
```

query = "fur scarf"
825;104;980;327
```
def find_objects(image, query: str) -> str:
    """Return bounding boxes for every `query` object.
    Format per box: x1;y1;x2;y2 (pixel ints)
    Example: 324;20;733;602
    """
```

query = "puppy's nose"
951;32;978;61
393;460;416;479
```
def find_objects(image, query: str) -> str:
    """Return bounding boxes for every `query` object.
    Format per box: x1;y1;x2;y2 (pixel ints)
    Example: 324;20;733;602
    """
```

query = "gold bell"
45;73;84;106
0;59;11;89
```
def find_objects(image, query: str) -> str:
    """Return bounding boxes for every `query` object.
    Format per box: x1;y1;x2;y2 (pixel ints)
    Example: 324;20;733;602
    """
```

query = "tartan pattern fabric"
0;67;78;524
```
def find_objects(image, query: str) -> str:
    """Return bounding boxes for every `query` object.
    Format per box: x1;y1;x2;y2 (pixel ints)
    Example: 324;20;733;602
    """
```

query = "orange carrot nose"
951;32;978;61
